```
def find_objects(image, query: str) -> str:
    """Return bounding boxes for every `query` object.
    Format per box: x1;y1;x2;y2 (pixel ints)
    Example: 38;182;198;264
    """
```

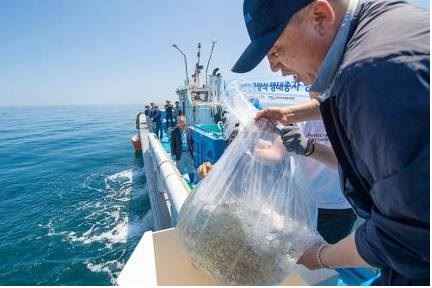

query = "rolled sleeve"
355;219;385;268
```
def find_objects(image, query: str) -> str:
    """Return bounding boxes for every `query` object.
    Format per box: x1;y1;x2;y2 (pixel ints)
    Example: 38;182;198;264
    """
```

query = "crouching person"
171;116;196;183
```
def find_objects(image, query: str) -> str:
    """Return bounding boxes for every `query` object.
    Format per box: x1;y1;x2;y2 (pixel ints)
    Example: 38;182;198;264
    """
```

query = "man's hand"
255;99;322;124
255;107;293;125
197;162;212;179
297;242;329;270
255;138;285;165
298;233;372;270
255;139;272;149
278;126;314;156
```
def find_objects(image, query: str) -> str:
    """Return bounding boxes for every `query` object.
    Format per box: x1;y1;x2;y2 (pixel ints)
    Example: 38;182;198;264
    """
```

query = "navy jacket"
144;108;151;116
170;127;193;161
320;0;429;285
151;110;162;124
165;104;173;115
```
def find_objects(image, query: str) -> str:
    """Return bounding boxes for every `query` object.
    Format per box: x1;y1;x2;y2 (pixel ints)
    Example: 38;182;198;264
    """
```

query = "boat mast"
192;43;203;87
205;40;217;86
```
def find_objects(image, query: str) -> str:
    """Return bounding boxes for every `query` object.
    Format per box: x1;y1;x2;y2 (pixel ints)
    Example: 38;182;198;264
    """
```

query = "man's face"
266;4;336;85
178;119;186;129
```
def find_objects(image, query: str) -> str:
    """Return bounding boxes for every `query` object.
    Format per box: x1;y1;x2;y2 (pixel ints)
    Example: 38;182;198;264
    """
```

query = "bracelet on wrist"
316;243;331;269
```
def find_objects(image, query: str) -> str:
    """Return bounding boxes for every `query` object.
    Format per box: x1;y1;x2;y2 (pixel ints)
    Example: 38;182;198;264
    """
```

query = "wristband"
316;243;331;269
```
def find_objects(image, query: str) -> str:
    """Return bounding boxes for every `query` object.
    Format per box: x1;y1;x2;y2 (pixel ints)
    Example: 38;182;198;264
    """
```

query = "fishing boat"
118;42;379;286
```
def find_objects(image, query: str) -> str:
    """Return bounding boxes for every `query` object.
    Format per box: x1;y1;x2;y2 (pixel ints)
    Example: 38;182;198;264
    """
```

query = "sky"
0;0;429;107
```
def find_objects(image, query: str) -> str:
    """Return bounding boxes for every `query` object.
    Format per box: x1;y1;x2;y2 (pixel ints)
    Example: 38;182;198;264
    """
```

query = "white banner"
227;77;311;109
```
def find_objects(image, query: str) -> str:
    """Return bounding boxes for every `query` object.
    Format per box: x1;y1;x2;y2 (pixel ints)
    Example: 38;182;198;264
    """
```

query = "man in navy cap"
232;0;429;285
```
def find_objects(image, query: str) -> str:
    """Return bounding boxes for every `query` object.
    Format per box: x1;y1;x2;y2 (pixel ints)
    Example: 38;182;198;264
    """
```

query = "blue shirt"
181;130;188;152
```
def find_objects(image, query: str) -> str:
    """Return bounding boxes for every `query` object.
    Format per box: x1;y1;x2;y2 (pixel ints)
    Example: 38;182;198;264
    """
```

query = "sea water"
0;105;152;285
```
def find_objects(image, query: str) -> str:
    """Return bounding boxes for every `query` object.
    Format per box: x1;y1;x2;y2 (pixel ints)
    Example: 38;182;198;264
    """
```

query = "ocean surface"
0;105;152;285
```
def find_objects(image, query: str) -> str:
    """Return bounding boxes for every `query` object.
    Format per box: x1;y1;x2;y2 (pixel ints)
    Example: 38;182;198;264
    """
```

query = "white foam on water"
63;167;151;247
66;207;129;248
40;219;68;237
127;210;154;240
79;214;154;284
104;169;133;191
82;172;104;193
67;210;153;248
106;168;134;182
47;219;54;235
104;169;139;202
83;168;144;196
85;259;125;285
69;222;128;248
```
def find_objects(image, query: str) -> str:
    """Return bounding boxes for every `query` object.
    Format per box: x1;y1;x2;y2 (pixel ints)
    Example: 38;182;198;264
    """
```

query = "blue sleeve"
335;57;429;278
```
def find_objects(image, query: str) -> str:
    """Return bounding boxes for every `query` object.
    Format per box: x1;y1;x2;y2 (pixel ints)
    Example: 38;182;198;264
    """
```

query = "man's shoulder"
330;54;429;148
331;56;428;129
335;52;429;98
340;0;429;76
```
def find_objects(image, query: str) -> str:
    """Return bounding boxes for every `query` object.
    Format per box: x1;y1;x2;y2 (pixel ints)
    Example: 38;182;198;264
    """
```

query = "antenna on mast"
192;43;203;86
205;40;217;86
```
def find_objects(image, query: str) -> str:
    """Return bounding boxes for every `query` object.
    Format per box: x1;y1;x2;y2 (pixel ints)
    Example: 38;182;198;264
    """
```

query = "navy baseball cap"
232;0;313;73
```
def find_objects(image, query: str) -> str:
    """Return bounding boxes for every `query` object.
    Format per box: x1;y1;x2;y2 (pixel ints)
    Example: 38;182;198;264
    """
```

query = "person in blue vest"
151;105;163;139
171;116;195;183
232;0;429;285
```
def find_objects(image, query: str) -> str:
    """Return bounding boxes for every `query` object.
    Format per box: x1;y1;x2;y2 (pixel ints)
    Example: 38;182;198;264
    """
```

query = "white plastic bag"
177;82;319;285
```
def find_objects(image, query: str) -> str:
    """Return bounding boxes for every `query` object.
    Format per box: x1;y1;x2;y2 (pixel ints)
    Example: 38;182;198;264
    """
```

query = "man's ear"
309;0;336;36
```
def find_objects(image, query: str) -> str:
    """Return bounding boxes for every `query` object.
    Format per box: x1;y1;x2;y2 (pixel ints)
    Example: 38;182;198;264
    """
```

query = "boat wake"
43;167;151;284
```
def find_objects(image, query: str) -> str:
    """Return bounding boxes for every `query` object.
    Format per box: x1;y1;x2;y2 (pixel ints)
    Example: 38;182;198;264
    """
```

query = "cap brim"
231;23;286;73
